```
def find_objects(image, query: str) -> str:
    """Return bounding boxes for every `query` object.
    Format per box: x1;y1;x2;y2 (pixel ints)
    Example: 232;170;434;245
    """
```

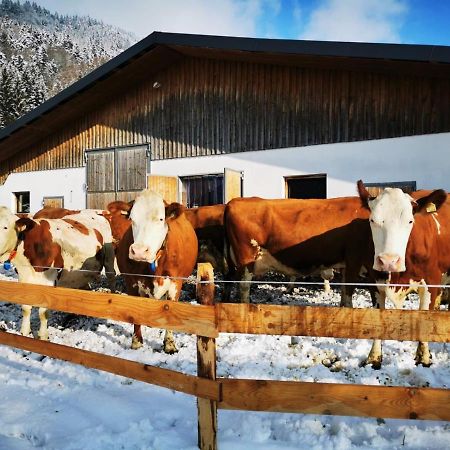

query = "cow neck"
149;229;168;273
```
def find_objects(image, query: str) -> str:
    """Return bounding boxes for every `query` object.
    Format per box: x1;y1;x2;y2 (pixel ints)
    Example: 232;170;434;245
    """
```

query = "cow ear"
165;202;185;220
413;189;447;214
15;217;35;239
107;200;133;217
357;180;374;209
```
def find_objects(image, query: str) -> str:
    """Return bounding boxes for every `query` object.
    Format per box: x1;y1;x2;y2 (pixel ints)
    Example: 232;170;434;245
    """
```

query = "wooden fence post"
196;263;218;450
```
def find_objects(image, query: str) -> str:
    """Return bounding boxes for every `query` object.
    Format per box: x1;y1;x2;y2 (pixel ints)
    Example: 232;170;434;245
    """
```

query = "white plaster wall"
1;132;449;212
0;167;86;213
151;133;450;199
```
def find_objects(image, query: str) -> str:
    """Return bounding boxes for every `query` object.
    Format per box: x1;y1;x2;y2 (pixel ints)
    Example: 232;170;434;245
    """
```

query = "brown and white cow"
103;201;134;250
34;207;81;219
184;204;226;272
33;207;117;289
224;195;371;305
115;190;198;353
0;206;115;340
108;202;226;272
358;181;449;367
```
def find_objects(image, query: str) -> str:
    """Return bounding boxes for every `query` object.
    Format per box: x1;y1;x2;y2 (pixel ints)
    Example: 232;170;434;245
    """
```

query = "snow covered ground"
0;269;449;450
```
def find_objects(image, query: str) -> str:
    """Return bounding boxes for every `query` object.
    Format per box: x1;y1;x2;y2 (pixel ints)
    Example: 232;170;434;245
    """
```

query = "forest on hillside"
0;0;136;128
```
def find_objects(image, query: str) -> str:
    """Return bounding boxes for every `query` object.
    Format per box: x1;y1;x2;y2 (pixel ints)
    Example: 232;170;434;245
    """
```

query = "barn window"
364;181;417;197
14;191;30;213
181;174;224;208
285;174;327;199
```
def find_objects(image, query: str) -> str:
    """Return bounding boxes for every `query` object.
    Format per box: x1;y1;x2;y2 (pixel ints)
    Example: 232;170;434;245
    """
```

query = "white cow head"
128;190;184;263
358;181;447;273
0;206;19;259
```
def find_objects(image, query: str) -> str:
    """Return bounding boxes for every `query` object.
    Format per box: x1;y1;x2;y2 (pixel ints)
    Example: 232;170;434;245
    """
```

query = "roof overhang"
0;31;449;163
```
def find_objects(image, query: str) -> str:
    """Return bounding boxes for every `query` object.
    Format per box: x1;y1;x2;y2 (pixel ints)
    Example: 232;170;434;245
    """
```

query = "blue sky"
30;0;450;45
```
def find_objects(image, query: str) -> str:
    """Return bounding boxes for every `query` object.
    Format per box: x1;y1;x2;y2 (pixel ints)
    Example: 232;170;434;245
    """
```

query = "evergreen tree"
0;0;136;128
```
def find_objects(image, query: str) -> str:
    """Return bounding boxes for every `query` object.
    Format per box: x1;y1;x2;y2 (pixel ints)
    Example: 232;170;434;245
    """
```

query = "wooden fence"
0;263;449;450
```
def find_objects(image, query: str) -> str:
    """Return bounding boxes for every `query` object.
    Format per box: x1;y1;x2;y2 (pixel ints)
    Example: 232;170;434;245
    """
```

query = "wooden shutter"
43;196;64;208
366;181;417;197
224;168;242;203
148;175;179;203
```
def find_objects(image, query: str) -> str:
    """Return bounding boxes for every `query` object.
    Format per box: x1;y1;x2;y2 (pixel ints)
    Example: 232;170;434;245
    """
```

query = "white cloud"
300;0;408;43
31;0;275;39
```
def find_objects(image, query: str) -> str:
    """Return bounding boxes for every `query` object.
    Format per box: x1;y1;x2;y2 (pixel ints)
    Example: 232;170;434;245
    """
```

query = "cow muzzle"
129;243;156;263
374;253;405;273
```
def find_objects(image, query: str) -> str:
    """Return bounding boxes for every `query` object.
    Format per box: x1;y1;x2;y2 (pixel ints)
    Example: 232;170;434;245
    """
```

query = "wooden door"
224;168;242;203
148;175;179;203
86;145;149;209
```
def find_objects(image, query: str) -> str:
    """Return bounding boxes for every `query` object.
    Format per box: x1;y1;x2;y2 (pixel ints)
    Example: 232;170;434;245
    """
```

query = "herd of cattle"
0;181;448;368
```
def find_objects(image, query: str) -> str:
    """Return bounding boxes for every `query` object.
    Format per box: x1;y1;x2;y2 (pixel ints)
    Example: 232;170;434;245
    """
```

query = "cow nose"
129;244;151;261
375;254;401;272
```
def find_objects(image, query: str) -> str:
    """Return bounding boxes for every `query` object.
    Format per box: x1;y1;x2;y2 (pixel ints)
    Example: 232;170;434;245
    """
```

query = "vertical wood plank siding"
1;57;450;183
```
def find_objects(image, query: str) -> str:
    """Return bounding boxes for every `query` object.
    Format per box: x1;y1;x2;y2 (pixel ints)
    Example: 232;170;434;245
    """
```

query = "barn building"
0;32;449;213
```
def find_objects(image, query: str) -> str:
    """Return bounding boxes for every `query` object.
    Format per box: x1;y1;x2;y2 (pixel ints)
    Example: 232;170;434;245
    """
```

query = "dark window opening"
285;174;327;199
14;191;30;213
181;175;224;208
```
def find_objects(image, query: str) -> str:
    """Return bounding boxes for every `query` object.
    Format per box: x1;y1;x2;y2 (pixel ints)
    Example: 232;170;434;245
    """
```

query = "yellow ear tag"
426;202;437;213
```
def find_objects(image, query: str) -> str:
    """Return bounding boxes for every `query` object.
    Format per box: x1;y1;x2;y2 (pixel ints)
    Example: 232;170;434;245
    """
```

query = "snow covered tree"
0;0;136;128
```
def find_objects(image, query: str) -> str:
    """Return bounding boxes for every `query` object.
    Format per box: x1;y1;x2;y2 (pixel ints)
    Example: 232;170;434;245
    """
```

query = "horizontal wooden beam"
219;378;450;421
0;280;217;338
217;303;449;342
0;330;220;401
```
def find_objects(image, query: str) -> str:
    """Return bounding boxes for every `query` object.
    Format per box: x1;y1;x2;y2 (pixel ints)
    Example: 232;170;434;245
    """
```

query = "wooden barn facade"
0;32;449;212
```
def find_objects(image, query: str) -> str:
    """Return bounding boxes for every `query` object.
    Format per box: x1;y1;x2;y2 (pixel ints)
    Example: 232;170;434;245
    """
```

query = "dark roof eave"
0;31;449;144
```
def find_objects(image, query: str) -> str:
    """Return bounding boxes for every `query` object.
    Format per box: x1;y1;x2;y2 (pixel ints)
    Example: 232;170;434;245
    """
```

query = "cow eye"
409;220;413;224
160;218;164;221
3;226;7;230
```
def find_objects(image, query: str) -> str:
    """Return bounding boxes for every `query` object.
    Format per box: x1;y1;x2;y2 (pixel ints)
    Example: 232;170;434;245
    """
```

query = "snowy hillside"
0;0;137;127
0;269;449;449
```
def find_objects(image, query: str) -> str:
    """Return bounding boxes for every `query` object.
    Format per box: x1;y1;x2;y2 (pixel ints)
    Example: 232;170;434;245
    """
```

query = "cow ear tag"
426;202;437;213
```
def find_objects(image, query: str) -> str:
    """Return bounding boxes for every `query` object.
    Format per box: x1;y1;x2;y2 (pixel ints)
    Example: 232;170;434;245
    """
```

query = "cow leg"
321;268;334;295
163;330;177;354
37;307;50;340
340;286;353;307
415;283;433;367
284;276;297;295
239;266;253;303
131;324;143;349
221;266;236;303
103;242;117;292
340;269;354;307
20;305;32;337
365;289;386;369
157;279;180;354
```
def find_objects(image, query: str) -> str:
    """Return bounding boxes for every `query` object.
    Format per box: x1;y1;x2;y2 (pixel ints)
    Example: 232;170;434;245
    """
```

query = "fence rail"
217;303;449;341
0;267;449;450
